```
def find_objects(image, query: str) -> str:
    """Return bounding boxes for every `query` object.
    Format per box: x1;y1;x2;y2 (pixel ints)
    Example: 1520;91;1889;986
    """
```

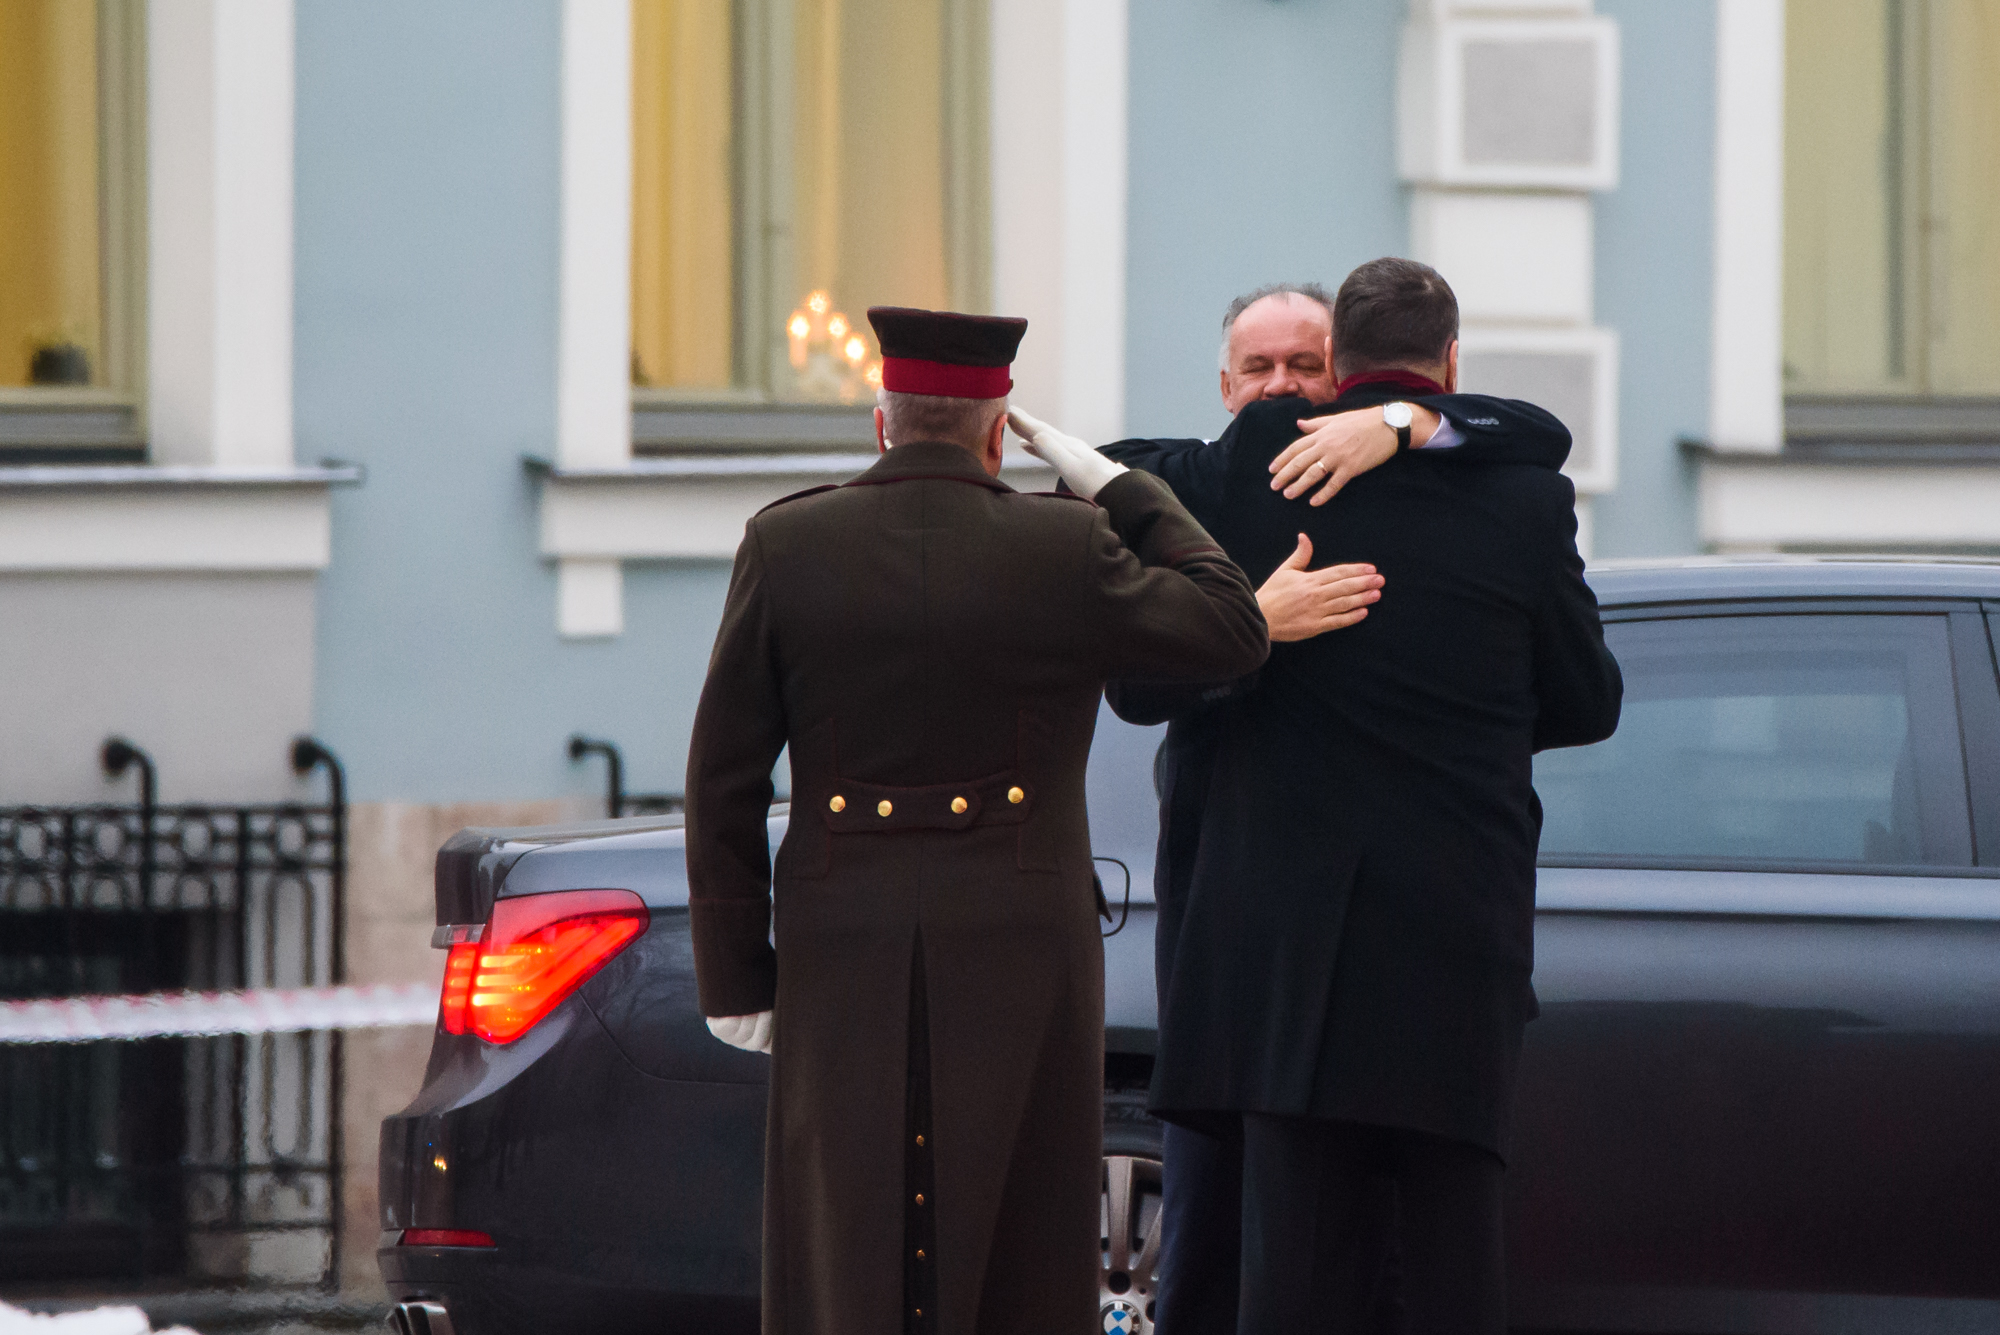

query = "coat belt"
818;772;1035;834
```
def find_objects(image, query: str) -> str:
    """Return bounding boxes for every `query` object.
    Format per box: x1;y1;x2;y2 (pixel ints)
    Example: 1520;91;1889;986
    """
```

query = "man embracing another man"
1020;257;1623;1332
687;258;1620;1335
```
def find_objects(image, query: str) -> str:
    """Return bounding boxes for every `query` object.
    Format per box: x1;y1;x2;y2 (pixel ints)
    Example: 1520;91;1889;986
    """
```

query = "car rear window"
1535;613;1973;868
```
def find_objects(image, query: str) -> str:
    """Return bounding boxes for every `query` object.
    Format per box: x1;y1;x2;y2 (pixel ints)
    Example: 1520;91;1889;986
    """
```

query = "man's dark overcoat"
1103;386;1623;1156
685;440;1268;1335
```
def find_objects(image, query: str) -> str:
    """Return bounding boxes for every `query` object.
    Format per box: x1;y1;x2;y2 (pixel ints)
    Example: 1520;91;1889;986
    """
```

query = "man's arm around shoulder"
1524;472;1622;751
1417;394;1572;470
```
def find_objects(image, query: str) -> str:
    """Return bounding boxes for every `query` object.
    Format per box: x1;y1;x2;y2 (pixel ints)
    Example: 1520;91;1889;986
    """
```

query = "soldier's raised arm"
1010;408;1269;684
684;524;787;1024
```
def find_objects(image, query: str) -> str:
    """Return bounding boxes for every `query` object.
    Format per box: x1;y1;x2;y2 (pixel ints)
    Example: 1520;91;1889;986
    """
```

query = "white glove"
706;1010;773;1054
1007;406;1128;502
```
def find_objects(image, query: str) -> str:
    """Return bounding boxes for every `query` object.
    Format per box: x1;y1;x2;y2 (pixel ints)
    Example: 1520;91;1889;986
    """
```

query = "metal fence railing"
566;735;683;819
0;738;348;1291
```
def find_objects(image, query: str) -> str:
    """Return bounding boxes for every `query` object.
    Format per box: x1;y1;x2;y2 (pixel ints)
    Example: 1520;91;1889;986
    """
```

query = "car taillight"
459;889;648;1044
400;1229;495;1248
439;942;478;1035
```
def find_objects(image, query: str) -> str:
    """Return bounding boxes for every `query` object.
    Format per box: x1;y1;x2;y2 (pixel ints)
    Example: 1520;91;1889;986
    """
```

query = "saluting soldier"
686;306;1269;1335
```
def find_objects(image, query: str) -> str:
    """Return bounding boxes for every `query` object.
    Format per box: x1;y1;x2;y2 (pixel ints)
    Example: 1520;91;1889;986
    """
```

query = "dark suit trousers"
1155;1123;1244;1334
1156;1116;1503;1335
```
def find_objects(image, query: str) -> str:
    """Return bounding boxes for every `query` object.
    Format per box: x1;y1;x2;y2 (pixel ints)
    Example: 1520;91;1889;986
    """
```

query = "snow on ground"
0;1302;199;1335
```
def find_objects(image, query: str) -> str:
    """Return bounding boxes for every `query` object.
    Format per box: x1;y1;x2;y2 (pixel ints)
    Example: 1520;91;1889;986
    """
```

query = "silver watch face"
1383;401;1414;429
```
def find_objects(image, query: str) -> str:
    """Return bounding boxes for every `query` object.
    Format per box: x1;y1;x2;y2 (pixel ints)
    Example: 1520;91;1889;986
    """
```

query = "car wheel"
1100;1153;1162;1334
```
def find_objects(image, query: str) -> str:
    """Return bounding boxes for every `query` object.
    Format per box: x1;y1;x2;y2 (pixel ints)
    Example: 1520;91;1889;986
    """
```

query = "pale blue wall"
1125;0;1716;557
295;1;729;804
1125;0;1408;441
1591;0;1713;557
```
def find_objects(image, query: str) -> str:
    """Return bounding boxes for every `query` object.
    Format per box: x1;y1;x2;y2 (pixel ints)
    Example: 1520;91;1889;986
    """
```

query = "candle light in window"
788;311;811;369
864;359;883;390
844;335;866;365
827;312;849;341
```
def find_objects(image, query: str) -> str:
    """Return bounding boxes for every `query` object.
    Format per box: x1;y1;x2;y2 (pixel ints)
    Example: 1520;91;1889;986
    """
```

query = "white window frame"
540;0;1126;637
0;0;348;576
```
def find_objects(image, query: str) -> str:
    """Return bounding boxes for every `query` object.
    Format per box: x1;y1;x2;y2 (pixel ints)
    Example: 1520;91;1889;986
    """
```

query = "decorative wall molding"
558;0;634;471
991;0;1129;445
1410;191;1593;325
1458;326;1619;494
1398;14;1619;192
0;466;358;572
147;0;296;470
1706;0;1786;454
1400;0;1620;543
1698;454;2000;551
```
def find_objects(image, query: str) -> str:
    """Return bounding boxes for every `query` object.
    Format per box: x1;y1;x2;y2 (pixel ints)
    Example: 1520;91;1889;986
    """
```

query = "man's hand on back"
1257;535;1384;642
1268;405;1444;506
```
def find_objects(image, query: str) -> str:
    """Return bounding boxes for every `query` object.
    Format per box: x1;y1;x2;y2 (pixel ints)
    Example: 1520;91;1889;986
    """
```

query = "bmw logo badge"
1101;1298;1142;1334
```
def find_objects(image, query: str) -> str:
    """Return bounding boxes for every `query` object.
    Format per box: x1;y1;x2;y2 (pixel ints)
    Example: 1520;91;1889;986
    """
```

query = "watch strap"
1395;422;1412;453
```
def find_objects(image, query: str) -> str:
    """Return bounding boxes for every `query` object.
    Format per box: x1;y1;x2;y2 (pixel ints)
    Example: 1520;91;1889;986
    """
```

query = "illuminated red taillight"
439;942;478;1034
461;890;647;1044
400;1229;495;1248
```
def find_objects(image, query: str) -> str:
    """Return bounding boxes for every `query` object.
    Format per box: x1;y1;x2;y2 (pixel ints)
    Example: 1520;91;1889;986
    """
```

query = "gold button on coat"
914;1193;925;1206
878;799;893;817
950;797;968;814
828;795;845;813
1007;786;1025;805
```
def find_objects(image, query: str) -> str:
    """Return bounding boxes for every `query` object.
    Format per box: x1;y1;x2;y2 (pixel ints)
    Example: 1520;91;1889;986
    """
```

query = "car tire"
1100;1152;1162;1335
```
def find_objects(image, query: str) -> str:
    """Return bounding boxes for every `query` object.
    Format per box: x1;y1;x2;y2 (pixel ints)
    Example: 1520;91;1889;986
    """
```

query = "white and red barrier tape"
0;983;439;1044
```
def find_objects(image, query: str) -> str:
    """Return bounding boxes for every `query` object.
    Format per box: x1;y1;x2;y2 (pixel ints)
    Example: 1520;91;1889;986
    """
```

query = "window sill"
526;451;1052;638
528;451;1050;559
1684;436;2000;551
0;463;362;573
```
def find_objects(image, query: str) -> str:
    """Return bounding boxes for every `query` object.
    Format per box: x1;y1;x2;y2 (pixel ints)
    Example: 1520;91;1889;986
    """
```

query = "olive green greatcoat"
685;441;1267;1335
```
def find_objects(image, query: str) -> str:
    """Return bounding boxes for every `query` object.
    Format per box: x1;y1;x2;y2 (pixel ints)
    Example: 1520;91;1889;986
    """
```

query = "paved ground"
2;1297;386;1335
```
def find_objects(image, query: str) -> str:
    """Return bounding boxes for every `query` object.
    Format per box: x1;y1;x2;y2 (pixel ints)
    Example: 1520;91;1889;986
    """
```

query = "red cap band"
881;356;1012;398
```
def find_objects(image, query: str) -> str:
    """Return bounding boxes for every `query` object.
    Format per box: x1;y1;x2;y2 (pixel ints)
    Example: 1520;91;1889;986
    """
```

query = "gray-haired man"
1092;275;1581;1334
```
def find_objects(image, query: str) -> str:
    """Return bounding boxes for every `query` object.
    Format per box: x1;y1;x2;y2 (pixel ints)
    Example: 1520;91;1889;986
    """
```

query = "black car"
380;558;2000;1335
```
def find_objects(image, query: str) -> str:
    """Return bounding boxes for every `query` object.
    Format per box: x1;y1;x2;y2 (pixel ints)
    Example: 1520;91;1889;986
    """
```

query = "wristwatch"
1383;401;1414;453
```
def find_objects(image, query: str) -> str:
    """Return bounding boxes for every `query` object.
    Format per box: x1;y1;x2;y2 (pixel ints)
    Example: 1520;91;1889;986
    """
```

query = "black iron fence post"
291;738;348;986
291;737;348;1291
101;737;158;986
568;735;625;818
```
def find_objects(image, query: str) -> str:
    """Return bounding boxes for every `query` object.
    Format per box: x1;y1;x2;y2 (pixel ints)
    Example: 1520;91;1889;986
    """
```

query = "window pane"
1783;0;1905;392
632;0;736;390
781;0;949;400
1535;615;1972;867
0;0;103;389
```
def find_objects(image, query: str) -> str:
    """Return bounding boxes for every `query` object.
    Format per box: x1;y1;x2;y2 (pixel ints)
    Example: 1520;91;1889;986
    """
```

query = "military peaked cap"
868;306;1028;399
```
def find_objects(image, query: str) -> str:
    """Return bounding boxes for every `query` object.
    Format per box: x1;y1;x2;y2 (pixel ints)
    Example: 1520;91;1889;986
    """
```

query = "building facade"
2;0;1996;1297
